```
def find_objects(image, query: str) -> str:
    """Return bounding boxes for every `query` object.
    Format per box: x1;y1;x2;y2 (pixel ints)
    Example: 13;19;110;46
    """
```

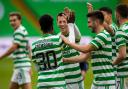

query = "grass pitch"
0;58;93;89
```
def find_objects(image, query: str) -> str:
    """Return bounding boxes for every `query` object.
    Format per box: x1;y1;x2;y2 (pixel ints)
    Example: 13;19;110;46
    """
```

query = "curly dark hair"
39;14;53;33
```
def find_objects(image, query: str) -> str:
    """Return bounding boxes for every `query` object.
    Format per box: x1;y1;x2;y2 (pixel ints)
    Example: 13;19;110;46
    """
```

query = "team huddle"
0;2;128;89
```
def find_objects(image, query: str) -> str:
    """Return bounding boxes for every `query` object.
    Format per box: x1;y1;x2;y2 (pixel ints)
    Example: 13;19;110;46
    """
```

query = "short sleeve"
13;31;24;45
90;32;108;49
116;30;126;48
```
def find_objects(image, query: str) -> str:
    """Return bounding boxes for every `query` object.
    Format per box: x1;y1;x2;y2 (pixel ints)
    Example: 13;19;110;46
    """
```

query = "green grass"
84;62;93;89
0;58;93;89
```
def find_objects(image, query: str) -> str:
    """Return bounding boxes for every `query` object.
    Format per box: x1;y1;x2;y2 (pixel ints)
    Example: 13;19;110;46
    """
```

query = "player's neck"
62;28;69;36
14;25;20;31
120;19;128;25
96;25;104;34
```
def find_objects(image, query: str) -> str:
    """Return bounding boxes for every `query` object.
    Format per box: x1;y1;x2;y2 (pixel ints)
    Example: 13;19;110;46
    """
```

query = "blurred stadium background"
0;0;127;89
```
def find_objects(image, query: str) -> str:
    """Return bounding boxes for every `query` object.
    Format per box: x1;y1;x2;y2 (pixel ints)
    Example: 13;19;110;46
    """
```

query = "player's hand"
87;2;93;13
64;7;70;20
29;68;32;76
103;22;109;30
81;70;86;80
112;60;116;65
60;35;70;45
103;22;110;31
68;10;75;23
103;22;115;36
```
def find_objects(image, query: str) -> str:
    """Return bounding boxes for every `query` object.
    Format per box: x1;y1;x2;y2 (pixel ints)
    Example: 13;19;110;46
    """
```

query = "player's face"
88;17;97;33
57;16;68;33
9;16;21;30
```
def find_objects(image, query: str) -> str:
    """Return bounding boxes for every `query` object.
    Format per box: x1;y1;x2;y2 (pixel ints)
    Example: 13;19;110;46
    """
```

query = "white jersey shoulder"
68;23;75;43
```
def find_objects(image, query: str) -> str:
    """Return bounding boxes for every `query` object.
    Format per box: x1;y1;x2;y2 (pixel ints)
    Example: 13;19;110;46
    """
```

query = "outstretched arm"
61;35;96;53
0;43;18;60
63;53;91;63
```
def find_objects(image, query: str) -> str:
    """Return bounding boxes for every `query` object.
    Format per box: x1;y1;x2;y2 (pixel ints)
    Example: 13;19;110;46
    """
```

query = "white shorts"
11;68;31;85
66;81;84;89
91;84;116;89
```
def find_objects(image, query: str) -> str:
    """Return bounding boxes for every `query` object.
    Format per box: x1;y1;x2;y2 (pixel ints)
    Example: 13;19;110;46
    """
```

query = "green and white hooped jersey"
116;22;128;78
63;46;83;84
32;34;66;88
62;28;83;84
110;23;118;60
90;30;115;86
13;25;31;69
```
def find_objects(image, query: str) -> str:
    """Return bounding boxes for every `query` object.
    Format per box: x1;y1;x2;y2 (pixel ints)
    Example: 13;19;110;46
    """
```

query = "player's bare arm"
61;35;97;53
113;46;126;65
0;43;19;60
63;53;90;63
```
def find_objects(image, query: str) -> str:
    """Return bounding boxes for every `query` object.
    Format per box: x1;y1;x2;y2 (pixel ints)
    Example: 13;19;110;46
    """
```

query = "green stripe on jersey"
12;25;31;68
37;84;66;89
110;23;118;61
116;22;128;77
63;44;82;84
90;30;115;86
32;34;66;87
